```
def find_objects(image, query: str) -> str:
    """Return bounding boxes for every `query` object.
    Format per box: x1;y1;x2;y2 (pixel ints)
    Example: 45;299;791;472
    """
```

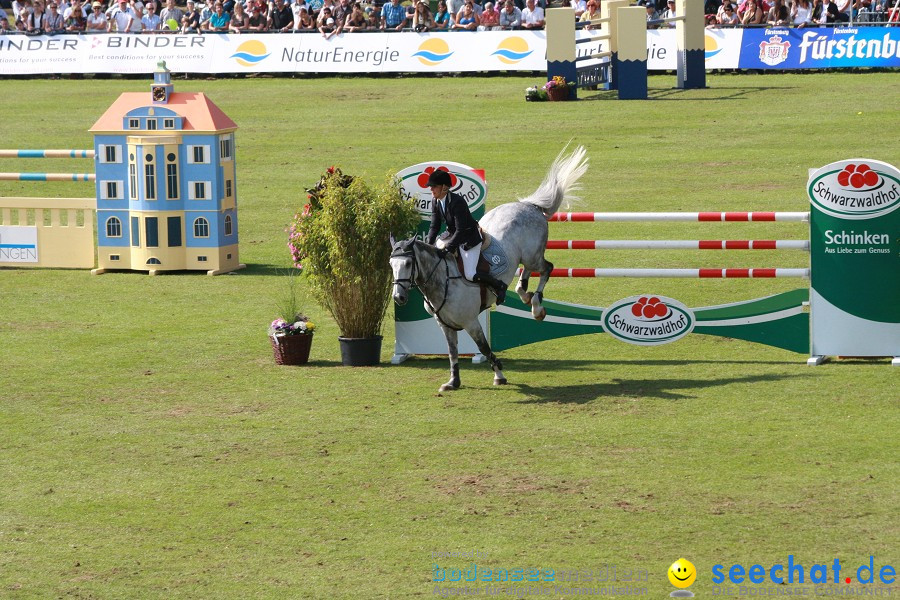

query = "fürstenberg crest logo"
808;159;900;220
603;296;694;346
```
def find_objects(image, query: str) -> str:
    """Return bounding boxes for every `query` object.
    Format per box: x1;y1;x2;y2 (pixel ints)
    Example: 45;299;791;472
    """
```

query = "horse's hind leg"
528;257;553;321
439;325;461;392
463;322;507;386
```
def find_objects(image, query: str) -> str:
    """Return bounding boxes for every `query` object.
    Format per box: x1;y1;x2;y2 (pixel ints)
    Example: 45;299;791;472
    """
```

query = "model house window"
166;164;178;200
147;258;161;265
163;118;175;129
225;180;232;198
198;256;208;262
101;181;123;200
147;119;157;131
224;214;233;236
220;137;233;160
146;217;159;248
167;217;182;247
101;145;122;164
106;217;122;238
129;118;139;129
110;254;120;261
129;163;137;199
131;216;140;247
190;181;208;200
189;146;209;164
193;217;210;238
144;155;156;200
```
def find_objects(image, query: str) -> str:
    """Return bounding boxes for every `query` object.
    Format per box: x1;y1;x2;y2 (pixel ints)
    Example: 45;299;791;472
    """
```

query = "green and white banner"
808;159;900;358
391;162;488;363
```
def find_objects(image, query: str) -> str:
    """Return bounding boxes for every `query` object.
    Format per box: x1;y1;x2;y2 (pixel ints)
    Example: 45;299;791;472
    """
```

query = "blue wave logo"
413;39;453;65
705;34;722;60
230;40;270;67
492;37;532;64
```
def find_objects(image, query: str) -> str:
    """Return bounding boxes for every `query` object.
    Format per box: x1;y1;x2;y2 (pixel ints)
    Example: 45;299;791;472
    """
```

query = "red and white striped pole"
545;240;809;250
518;268;810;278
549;212;810;222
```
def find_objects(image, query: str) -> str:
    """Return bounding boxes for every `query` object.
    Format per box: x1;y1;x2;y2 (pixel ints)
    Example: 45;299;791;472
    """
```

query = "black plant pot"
338;336;382;366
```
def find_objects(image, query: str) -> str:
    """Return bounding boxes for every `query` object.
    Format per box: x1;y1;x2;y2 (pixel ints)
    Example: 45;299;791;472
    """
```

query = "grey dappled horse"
390;145;589;392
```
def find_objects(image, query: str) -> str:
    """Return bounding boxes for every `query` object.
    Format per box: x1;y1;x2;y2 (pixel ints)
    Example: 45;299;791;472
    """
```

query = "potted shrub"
268;271;316;365
288;167;419;366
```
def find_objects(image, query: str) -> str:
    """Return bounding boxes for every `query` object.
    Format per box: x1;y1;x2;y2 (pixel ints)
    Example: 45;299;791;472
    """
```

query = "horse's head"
389;236;417;306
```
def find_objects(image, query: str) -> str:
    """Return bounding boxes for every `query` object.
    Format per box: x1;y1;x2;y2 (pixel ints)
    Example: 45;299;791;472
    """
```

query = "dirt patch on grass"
433;474;590;497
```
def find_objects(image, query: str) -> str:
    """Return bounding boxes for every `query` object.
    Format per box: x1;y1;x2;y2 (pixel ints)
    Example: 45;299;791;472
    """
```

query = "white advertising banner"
0;31;549;74
0;29;752;75
0;226;39;264
571;27;743;71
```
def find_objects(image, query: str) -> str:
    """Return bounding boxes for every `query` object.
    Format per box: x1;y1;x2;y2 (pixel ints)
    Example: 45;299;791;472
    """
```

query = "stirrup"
494;283;507;305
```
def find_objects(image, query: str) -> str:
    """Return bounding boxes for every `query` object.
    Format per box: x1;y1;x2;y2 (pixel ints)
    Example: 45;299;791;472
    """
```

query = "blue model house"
90;61;243;275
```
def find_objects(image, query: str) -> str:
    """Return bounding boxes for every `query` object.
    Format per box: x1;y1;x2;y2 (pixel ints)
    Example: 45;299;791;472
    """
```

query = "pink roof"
90;91;237;133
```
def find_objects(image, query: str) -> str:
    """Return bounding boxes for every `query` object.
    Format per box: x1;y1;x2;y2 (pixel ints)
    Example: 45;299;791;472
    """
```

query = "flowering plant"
288;166;354;269
270;270;315;337
269;316;315;337
286;167;419;339
525;85;548;102
543;75;575;91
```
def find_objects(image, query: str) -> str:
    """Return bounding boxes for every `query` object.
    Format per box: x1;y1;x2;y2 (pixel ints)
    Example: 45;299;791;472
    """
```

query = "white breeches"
459;243;481;281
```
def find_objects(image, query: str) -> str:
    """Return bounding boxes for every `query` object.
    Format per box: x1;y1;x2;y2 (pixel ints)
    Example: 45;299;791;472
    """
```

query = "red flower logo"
631;296;669;319
837;164;879;189
416;166;458;189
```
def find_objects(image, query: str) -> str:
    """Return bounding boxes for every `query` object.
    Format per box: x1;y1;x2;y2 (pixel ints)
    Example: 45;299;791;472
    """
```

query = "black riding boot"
473;273;507;305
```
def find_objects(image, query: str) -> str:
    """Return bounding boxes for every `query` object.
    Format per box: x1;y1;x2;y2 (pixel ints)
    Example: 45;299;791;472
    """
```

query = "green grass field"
0;73;898;599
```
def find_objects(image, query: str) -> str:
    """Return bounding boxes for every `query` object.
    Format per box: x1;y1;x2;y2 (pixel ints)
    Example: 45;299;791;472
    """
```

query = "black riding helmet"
426;170;452;187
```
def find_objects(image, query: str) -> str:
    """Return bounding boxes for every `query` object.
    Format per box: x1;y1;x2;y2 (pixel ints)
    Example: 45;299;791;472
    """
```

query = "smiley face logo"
668;558;697;588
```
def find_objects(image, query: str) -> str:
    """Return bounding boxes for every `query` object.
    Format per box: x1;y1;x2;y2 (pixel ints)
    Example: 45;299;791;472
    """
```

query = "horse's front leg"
515;270;532;304
529;259;553;321
438;325;461;392
464;322;507;386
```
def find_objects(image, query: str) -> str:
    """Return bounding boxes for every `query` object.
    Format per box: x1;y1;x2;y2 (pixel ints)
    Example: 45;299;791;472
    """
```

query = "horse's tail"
519;144;589;220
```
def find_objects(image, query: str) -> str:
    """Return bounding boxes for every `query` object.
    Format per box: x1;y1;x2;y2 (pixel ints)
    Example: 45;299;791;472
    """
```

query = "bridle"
391;240;461;330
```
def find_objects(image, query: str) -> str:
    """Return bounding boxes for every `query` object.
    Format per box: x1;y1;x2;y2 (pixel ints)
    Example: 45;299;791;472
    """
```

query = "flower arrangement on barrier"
543;75;573;91
543;75;575;101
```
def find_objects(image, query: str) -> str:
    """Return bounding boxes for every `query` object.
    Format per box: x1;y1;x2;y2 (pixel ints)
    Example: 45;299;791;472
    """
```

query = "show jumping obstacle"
0;149;96;182
488;158;900;367
0;149;96;269
393;158;899;367
547;3;648;100
546;0;705;100
494;209;813;356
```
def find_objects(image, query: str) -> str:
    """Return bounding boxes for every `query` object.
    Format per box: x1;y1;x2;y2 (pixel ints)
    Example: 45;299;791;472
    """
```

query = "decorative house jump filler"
0;61;244;275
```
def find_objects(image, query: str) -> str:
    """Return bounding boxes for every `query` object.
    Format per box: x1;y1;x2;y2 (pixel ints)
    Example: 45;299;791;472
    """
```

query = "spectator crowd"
0;0;895;34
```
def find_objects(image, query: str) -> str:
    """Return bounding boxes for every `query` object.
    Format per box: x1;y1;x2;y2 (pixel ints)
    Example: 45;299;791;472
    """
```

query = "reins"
392;241;462;330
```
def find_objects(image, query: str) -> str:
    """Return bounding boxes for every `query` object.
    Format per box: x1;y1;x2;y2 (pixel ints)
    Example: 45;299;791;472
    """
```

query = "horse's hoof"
439;382;460;392
493;377;508;386
534;307;547;321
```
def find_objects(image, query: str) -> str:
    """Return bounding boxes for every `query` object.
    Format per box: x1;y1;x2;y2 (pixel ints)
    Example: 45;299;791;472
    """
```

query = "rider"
424;170;507;305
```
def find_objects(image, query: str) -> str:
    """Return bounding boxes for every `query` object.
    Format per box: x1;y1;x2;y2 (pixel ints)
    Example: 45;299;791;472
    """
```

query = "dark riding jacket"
425;191;482;253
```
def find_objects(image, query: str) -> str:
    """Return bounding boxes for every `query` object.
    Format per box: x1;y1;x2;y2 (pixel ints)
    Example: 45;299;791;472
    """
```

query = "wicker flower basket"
547;86;570;102
270;333;313;365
